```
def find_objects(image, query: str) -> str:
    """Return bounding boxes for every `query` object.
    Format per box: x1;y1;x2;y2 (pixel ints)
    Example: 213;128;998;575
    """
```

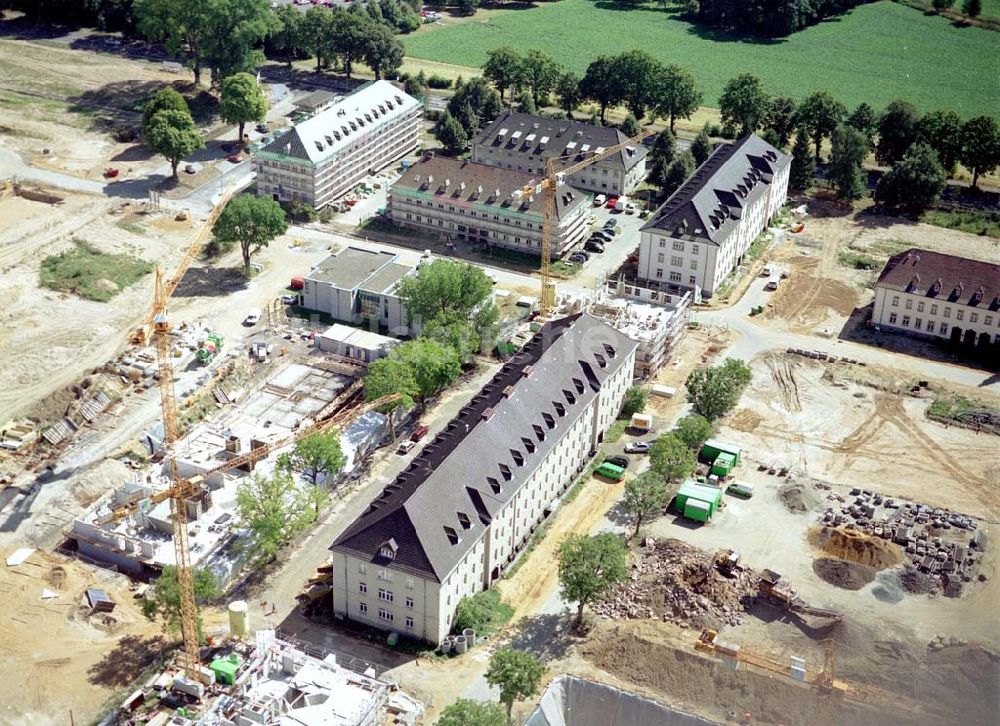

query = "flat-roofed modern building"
387;153;590;258
253;81;421;208
637;134;790;299
472;111;647;196
329;314;637;644
872;248;1000;352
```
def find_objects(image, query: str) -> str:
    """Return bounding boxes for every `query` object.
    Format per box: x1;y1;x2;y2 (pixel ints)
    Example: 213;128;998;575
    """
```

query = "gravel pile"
813;557;876;590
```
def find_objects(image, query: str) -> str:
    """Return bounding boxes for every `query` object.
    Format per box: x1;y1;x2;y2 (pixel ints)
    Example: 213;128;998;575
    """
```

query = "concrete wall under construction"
526;676;721;726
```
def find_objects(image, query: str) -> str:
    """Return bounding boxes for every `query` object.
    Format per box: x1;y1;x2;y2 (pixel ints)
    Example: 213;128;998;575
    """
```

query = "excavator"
756;568;843;623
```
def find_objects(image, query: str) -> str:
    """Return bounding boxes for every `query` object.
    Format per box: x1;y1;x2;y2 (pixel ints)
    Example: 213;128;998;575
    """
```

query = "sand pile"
592;539;756;629
813;557;876;590
809;526;904;570
778;482;820;513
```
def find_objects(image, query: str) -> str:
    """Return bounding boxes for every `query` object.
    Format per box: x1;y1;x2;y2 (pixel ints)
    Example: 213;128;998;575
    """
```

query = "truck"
614;196;627;212
630;412;653;432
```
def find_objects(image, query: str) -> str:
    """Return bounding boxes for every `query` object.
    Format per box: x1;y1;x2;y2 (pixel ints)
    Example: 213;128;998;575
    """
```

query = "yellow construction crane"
522;127;657;315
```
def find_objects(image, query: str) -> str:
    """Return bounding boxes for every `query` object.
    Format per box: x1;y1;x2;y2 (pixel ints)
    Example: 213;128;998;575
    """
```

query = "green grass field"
406;1;1000;117
40;241;153;302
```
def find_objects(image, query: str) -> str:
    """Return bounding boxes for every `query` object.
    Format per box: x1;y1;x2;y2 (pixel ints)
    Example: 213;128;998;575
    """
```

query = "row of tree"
688;0;871;38
435;77;504;154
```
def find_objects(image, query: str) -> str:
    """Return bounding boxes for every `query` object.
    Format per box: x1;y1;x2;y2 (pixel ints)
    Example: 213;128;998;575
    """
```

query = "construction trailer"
711;451;738;477
675;480;722;523
701;438;743;465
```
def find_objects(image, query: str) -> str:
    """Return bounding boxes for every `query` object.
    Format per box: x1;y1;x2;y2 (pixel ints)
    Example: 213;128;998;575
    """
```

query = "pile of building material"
818;488;986;597
593;539;756;629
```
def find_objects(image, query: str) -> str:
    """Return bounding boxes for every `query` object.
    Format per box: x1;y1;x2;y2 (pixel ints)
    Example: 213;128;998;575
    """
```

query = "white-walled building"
299;247;417;336
317;324;400;363
329;314;637;644
387;153;591;258
637;134;790;299
472;111;647;196
253;81;421;208
872;248;1000;352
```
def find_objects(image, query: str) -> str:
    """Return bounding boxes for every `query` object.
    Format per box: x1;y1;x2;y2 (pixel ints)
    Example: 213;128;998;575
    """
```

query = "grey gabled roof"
306;246;401;290
641;134;790;247
473;111;647;172
877;248;1000;309
331;314;637;582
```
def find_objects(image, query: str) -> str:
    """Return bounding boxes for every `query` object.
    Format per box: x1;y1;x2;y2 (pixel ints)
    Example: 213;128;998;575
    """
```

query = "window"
359;602;368;614
378;608;393;622
692;244;700;254
944;307;951;318
657;253;664;263
405;616;414;629
956;310;964;321
689;275;697;285
930;304;938;315
655;268;663;278
939;322;948;334
378;588;394;602
405;596;414;608
889;313;897;324
917;302;925;312
914;319;922;330
669;271;682;282
891;296;899;307
659;240;666;248
986;316;994;326
970;313;978;323
406;576;414;589
690;260;698;270
672;241;685;251
902;316;910;326
905;299;912;310
359;582;368;594
358;564;366;575
377;568;392;582
671;256;683;267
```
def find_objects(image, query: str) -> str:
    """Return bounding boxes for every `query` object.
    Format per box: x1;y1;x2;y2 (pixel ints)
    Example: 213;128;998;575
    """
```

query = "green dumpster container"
711;452;737;477
701;438;743;465
684;498;712;523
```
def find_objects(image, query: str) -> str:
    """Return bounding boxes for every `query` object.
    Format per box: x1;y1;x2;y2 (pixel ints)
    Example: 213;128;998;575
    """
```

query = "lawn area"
921;208;1000;239
405;0;1000;117
40;241;153;302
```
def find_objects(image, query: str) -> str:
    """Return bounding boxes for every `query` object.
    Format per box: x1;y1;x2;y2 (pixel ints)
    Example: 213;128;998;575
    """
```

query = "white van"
593;194;606;207
614;197;627;212
244;308;261;326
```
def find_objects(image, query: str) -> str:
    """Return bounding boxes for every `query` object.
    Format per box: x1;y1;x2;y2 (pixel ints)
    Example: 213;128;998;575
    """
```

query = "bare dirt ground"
0;547;169;726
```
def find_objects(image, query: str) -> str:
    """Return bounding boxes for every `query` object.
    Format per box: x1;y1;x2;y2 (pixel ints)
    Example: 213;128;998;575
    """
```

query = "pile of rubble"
594;539;756;629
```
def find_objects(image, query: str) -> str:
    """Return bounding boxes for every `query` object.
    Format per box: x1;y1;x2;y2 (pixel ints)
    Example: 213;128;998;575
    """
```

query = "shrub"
283;201;318;223
427;74;452;89
452;589;514;636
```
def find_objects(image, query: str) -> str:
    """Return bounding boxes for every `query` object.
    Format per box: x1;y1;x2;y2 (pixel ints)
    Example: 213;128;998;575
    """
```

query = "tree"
685;357;752;421
932;0;954;9
212;195;288;273
362;23;403;79
303;5;335;71
691;127;713;166
435;111;469;155
135;0;211;84
622;470;669;540
141;87;189;139
235;468;316;564
458;0;479;15
615;50;660;120
647;130;677;188
765;96;797;147
621;386;647;417
875;142;946;215
876;99;919;166
846;102;878;144
482;46;524;101
555;71;582;115
959;115;1000;189
963;0;982;18
200;0;277;85
795;91;846;162
653;64;702;132
662;151;695;195
649;432;697;483
332;9;371;78
272;4;307;68
447;77;503;136
673;414;714;449
620;113;641;138
522;49;561;106
140;566;220;638
517;89;537;115
719;73;771;136
828;123;870;201
283;431;345;489
558;533;629;626
364;356;419;410
220;72;268;145
580;56;622;122
437;699;508;726
485;648;545;723
396;259;496;327
915;110;963;174
391;338;462;399
789;127;815;192
145;109;204;179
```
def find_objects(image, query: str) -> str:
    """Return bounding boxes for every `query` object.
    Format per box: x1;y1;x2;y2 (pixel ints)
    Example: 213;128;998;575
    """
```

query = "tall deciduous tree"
691;127;713;166
647;130;677;188
141;86;189;139
220;72;268;144
719;73;771;136
621;386;647;417
620;113;641;138
212;195;288;273
963;0;982;18
447;77;503;136
482;46;524;101
915;110;963;174
396;259;496;327
685;357;752;421
485;648;545;723
437;699;507;726
200;0;277;85
235;469;316;564
140;566;219;638
615;49;659;120
364;356;419;410
649;432;696;483
303;5;335;71
363;23;403;79
662;151;695;195
795;91;846;162
281;431;346;489
789;127;815;192
390;338;462;399
673;414;714;449
959;115;1000;189
145;109;204;179
558;533;629;626
828;123;870;201
521;49;561;106
622;470;669;540
653;64;702;133
435;111;469;155
765;96;797;147
332;9;370;78
846;102;878;144
580;56;622;122
555;71;582;115
272;4;307;68
134;0;211;84
876;99;919;166
875;142;947;215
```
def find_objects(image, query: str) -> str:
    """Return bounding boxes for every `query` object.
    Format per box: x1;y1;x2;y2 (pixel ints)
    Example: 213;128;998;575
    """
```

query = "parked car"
624;441;651;454
593;230;615;242
765;277;780;291
243;308;261;326
227;154;243;163
605;196;619;209
397;440;415;455
280;294;297;304
594;462;626;481
605;455;630;469
625;202;637;214
411;424;430;442
183;163;200;174
255;123;269;133
568;252;589;264
603;220;618;231
593;194;607;207
584;240;605;253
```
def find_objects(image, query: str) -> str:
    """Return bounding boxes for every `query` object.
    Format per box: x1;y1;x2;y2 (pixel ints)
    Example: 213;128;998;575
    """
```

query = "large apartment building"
636;134;790;299
329;314;637;644
872;248;1000;351
253;81;421;208
471;111;647;197
387;153;591;258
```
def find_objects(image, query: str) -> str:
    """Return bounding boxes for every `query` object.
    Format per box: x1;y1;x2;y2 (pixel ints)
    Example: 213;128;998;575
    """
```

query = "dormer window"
457;512;471;530
379;538;398;560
